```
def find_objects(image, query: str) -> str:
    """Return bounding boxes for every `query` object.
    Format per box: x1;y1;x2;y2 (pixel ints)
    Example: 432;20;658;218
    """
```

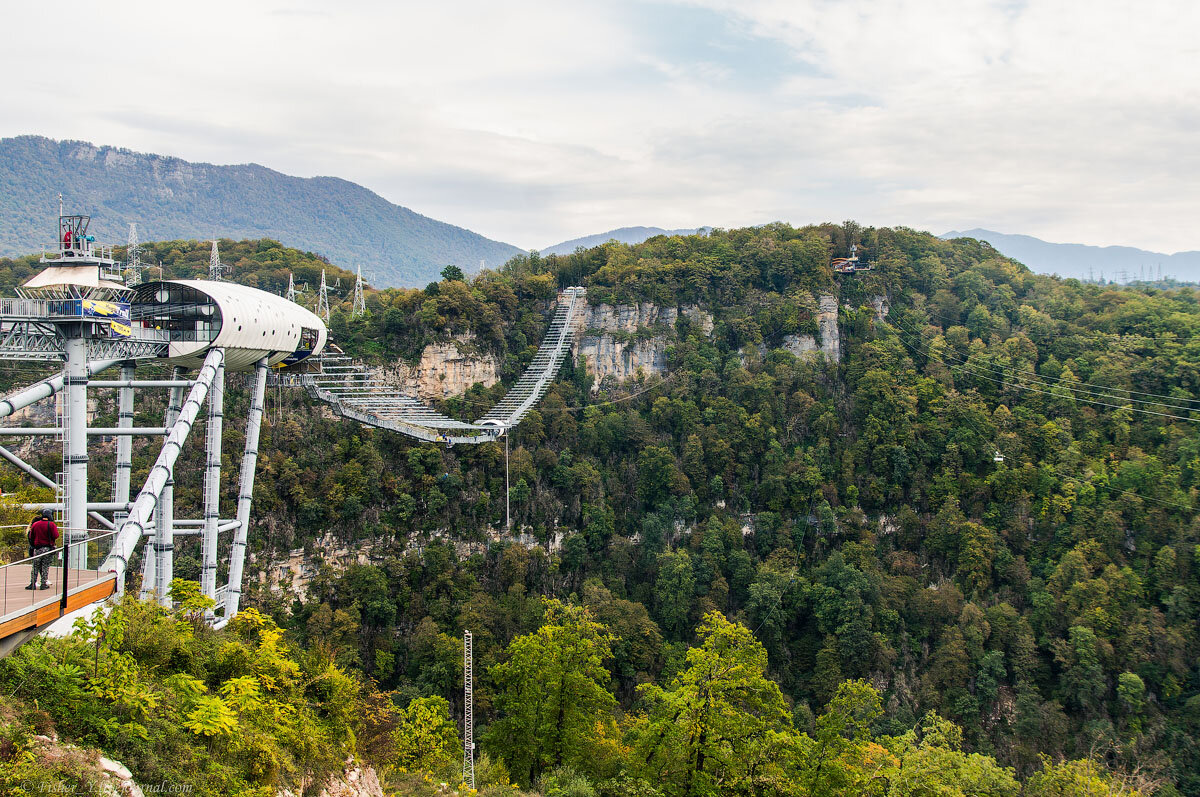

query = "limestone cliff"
740;292;842;365
816;293;841;363
369;335;498;401
572;301;714;387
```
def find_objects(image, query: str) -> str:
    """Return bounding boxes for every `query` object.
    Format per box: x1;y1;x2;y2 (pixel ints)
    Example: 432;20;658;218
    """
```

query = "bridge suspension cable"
299;287;586;445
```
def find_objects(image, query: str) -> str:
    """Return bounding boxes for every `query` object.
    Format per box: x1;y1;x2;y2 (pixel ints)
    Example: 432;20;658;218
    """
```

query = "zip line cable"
885;315;1200;423
880;318;1196;513
886;313;1200;413
896;306;1200;407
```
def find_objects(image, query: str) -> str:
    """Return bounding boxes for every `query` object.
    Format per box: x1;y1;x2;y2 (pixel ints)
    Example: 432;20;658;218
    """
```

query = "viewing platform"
0;531;119;656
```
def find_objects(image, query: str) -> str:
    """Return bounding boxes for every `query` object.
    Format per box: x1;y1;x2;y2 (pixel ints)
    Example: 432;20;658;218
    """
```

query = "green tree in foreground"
486;599;618;786
630;611;791;796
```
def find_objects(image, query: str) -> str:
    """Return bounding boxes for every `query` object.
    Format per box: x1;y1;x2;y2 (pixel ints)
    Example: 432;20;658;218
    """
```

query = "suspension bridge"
0;211;585;653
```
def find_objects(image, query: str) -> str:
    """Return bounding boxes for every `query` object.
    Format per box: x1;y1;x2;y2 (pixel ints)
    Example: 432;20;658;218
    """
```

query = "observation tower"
0;208;326;648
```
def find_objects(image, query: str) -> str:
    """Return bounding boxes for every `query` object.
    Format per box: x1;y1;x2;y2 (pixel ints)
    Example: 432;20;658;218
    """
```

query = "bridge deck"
0;564;116;643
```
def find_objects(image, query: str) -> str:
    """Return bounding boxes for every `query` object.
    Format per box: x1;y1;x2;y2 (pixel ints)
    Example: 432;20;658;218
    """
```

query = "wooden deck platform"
0;564;117;645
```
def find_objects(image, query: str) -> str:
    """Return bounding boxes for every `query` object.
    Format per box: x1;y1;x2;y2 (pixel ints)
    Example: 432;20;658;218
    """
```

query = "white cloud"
1;0;1197;252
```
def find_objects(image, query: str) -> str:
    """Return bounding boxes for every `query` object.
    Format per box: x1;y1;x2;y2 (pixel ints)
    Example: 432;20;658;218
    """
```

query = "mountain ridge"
942;227;1200;282
0;135;523;287
541;225;704;256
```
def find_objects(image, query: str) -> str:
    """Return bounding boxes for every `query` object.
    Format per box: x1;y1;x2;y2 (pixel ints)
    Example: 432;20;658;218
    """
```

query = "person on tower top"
26;508;59;590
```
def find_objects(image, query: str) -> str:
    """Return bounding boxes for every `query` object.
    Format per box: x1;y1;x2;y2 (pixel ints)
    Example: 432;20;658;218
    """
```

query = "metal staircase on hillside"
300;287;586;445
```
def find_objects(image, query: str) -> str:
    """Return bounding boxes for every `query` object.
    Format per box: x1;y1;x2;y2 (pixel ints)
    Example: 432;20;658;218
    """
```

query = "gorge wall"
362;291;858;400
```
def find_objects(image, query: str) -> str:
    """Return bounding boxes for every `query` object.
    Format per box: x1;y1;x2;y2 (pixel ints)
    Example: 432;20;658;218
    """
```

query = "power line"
880;317;1195;513
896;307;1200;407
886;315;1200;422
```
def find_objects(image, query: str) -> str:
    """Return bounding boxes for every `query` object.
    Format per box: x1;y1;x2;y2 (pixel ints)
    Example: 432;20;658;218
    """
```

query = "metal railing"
0;528;118;624
299;287;586;445
41;241;116;263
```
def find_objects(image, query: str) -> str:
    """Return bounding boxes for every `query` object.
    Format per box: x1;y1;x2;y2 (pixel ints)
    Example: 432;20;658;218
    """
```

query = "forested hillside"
2;223;1198;795
0;135;523;286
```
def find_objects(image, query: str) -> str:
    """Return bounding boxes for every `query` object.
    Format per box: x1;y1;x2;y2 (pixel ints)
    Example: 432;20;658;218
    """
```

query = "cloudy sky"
2;0;1197;252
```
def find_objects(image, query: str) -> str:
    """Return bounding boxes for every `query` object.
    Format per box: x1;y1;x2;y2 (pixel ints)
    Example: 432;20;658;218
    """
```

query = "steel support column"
222;356;267;622
200;354;224;615
154;366;186;604
113;362;135;521
103;350;223;589
63;337;88;570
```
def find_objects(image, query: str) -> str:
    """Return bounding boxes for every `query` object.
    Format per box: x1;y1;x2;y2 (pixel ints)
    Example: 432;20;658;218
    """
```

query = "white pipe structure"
63;337;89;570
0;427;168;435
0;359;119;420
218;356;268;625
88;380;194;388
0;446;114;529
201;355;225;616
103;349;224;590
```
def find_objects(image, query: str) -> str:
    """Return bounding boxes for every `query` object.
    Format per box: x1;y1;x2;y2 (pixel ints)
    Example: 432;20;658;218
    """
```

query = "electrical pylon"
126;223;143;286
285;272;308;303
352;265;366;316
317;269;331;322
463;630;475;789
208;239;228;281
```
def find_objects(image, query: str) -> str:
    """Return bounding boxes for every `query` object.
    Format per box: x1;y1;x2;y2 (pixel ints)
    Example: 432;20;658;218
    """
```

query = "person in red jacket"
27;509;59;590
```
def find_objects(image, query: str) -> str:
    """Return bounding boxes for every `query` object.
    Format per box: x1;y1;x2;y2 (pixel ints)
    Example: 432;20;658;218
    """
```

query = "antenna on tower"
208;238;229;281
463;630;475;790
352;265;366;316
127;223;143;286
317;269;331;322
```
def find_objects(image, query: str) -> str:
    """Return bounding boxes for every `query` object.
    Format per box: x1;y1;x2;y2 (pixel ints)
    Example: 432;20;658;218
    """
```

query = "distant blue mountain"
942;228;1200;283
541;226;705;256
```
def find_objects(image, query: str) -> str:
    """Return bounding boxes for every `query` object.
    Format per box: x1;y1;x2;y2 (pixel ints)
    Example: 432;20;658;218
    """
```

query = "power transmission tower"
352;265;366;316
285;272;308;303
127;223;143;286
208;239;229;281
317;269;331;322
463;630;475;789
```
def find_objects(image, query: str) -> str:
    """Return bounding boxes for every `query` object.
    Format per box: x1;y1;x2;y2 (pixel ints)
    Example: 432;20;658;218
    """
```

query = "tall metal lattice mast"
208;239;228;281
126;223;143;286
352;265;366;316
317;269;331;322
286;273;297;303
463;630;475;789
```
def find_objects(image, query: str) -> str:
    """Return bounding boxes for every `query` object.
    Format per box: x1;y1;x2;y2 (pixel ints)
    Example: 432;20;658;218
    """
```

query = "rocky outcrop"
576;336;670;386
370;335;498;401
572;301;714;387
816;293;841;363
277;762;385;797
870;294;889;321
579;302;713;336
740;292;841;365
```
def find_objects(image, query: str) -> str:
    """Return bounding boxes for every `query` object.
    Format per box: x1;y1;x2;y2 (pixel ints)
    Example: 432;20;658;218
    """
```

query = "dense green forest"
2;223;1198;795
0;135;522;285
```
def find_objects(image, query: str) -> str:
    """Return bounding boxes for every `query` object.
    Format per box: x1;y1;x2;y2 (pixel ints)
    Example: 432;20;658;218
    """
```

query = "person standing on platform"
26;509;59;590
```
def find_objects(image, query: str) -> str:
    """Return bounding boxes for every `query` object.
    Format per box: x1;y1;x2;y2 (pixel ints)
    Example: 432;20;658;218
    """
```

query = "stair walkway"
301;287;585;444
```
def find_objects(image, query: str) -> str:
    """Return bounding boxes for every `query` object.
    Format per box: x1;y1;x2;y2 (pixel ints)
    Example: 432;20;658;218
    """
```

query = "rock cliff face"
740;292;842;365
370;335;498;400
572;302;714;387
816;293;841;363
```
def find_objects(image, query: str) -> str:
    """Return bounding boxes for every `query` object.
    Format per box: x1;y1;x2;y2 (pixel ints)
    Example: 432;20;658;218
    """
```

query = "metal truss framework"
0;302;170;362
299;287;586;445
